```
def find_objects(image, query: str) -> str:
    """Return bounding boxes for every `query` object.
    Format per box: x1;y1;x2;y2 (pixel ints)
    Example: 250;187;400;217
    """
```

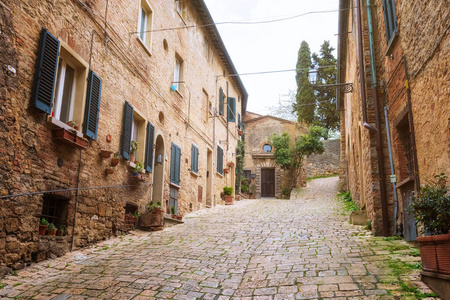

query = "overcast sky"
204;0;339;115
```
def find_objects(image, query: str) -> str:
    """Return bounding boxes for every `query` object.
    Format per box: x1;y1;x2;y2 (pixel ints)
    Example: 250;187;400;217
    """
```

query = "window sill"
170;182;181;189
190;170;199;177
384;29;400;57
48;117;84;138
53;127;88;149
136;37;152;56
127;161;146;174
215;172;223;178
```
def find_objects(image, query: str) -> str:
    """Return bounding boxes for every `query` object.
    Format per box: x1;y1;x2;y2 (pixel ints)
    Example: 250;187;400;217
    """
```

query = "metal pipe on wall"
384;105;398;234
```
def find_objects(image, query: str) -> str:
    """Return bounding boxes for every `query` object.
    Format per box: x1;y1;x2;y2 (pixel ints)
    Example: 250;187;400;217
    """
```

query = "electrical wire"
131;8;349;35
223;65;338;77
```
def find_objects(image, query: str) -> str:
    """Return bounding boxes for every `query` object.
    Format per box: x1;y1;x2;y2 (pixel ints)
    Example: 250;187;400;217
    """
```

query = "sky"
203;0;339;115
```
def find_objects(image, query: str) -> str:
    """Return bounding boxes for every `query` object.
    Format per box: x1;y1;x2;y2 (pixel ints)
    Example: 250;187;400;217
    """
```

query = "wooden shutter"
144;122;155;173
227;97;236;122
32;28;60;114
191;144;199;173
121;102;134;160
238;113;241;129
217;146;223;174
219;87;224;116
83;70;102;140
170;143;181;185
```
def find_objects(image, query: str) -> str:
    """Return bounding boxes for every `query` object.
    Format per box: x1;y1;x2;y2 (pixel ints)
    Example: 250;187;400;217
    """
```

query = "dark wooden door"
401;182;417;241
261;169;275;197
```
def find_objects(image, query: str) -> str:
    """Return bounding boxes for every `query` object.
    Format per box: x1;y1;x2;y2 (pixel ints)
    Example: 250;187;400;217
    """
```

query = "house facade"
0;0;246;271
338;0;449;237
243;112;307;198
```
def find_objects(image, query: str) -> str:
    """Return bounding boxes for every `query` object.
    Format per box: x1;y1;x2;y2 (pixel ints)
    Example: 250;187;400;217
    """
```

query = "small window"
173;54;183;94
170;143;182;185
216;145;223;174
202;89;209;122
382;0;398;45
176;0;187;22
219;88;225;116
243;170;251;182
131;111;146;162
41;194;70;230
227;97;236;122
138;0;153;52
263;144;272;153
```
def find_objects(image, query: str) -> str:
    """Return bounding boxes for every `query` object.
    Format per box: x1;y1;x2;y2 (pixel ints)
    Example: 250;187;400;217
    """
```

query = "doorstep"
421;271;450;299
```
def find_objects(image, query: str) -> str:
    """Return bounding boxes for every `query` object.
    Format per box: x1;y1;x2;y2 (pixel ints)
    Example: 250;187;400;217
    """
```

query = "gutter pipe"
356;0;389;235
384;105;398;234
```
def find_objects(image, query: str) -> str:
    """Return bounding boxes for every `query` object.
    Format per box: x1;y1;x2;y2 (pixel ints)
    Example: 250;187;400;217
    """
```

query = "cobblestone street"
0;177;438;299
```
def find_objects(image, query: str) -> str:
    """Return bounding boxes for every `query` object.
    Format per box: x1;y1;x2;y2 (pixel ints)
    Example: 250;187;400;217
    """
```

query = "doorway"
261;168;275;197
152;135;165;206
206;148;212;207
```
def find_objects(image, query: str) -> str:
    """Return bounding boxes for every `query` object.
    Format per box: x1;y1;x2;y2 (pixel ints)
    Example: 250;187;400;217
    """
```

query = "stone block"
350;210;368;226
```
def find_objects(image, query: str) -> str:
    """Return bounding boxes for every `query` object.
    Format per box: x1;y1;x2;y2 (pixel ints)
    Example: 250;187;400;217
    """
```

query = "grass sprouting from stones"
0;283;6;289
337;191;359;211
306;174;338;182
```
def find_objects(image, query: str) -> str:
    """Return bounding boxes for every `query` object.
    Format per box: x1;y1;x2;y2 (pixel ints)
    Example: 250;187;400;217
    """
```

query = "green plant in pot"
223;186;234;205
408;173;450;275
130;141;138;162
139;201;164;230
46;223;57;236
39;218;49;235
133;161;144;176
171;206;176;218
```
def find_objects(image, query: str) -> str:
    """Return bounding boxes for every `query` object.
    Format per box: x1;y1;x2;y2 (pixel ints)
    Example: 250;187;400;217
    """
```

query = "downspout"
384;104;398;235
358;0;389;235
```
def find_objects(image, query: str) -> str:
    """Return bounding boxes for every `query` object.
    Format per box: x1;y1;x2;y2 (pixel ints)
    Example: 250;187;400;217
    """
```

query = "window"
263;144;272;153
382;0;398;45
217;145;223;174
176;0;187;21
227;97;236;122
243;170;252;182
173;55;183;94
219;87;224;116
121;102;155;172
170;143;182;185
238;113;241;130
202;89;209;122
191;144;199;173
41;194;69;229
138;0;153;52
32;28;102;140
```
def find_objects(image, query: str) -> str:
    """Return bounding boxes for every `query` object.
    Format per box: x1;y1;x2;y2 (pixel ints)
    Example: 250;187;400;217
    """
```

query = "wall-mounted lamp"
156;153;163;164
308;68;353;93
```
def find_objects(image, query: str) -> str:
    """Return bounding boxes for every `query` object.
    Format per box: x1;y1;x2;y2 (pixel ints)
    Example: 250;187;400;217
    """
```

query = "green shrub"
282;187;291;196
408;173;450;235
223;186;233;196
337;191;360;211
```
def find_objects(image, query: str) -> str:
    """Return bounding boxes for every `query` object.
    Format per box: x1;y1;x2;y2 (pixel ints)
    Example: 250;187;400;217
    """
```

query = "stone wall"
0;0;245;272
305;139;340;178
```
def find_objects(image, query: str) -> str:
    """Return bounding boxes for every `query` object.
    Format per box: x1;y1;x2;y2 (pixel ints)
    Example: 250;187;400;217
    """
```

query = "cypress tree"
293;41;315;124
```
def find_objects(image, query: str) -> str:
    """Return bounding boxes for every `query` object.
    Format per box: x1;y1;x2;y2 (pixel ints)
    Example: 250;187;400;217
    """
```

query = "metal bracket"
313;83;353;93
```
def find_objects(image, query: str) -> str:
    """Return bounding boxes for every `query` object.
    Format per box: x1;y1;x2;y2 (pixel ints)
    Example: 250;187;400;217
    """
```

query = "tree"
312;41;339;134
267;90;297;121
269;126;328;190
235;140;245;193
293;41;315;124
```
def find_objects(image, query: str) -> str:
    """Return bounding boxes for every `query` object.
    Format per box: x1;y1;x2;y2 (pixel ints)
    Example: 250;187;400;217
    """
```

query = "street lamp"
308;68;353;93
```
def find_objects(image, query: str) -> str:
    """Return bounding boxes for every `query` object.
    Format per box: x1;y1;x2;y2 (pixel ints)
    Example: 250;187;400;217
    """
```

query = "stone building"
338;0;449;237
242;112;307;198
0;0;246;272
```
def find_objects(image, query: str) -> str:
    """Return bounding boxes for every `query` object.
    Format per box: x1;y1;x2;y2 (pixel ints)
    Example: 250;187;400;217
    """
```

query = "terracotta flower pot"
111;158;120;167
39;225;48;236
105;168;114;175
417;233;450;275
46;229;57;236
176;215;183;221
224;195;234;205
100;150;112;158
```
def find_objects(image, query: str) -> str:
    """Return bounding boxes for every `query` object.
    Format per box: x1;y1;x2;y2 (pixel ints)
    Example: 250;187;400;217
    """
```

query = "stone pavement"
0;177;439;299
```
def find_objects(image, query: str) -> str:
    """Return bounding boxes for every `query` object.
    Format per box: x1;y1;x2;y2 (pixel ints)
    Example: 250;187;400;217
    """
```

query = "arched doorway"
152;135;165;207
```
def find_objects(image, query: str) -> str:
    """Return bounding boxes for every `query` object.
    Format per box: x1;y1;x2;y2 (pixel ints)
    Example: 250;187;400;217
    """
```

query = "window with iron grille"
41;194;70;228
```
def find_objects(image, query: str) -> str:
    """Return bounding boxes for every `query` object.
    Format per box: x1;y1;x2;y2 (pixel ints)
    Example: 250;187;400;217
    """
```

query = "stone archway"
152;135;165;208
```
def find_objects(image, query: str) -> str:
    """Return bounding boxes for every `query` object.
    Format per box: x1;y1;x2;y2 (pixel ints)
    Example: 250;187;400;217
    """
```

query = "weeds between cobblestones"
0;177;440;299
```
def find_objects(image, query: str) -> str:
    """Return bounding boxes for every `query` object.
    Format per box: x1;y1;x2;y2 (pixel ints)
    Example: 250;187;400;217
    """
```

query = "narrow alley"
0;178;437;299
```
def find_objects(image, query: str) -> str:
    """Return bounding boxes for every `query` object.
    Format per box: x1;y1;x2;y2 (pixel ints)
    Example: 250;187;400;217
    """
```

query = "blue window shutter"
195;146;199;173
32;28;60;114
217;146;223;174
171;143;181;185
219;87;224;116
170;143;176;183
238;113;241;129
83;70;102;140
191;145;199;173
144;122;155;173
121;102;134;160
227;97;236;122
242;123;245;142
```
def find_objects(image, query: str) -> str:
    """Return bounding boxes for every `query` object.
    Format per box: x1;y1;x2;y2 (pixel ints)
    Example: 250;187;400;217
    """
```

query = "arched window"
263;144;272;153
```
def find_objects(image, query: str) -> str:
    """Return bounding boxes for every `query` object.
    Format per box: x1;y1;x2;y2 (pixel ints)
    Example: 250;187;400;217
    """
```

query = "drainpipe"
384;104;398;235
357;0;389;236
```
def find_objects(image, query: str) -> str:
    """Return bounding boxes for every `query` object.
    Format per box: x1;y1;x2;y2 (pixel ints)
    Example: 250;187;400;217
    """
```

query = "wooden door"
261;169;275;197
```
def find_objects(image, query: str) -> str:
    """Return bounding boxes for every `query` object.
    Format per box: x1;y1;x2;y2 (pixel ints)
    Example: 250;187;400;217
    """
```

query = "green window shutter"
217;146;223;174
144;122;155;173
121;102;134;160
227;97;236;122
171;143;181;185
191;145;199;173
219;87;224;116
238;113;241;129
83;70;102;140
242;123;245;142
32;28;60;114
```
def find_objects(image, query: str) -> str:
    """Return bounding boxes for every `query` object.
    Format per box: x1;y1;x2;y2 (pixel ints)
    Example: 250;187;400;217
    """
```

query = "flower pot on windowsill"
100;150;113;158
176;215;183;221
39;225;48;236
53;128;88;149
238;130;243;136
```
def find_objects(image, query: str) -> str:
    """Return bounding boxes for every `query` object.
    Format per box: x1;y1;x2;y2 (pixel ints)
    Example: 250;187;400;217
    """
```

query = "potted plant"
111;153;121;167
39;218;49;235
176;214;183;221
130;141;138;162
105;166;114;175
171;206;176;219
46;223;57;236
100;150;113;158
228;161;235;168
56;225;65;236
133;161;144;175
223;186;234;205
139;201;164;230
224;168;229;174
408;173;450;275
238;129;243;136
